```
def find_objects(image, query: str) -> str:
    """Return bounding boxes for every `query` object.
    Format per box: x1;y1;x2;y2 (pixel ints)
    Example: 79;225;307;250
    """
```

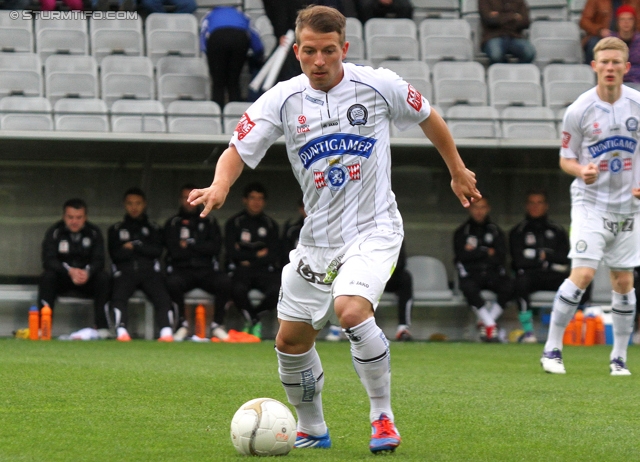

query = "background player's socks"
544;279;583;352
611;289;636;362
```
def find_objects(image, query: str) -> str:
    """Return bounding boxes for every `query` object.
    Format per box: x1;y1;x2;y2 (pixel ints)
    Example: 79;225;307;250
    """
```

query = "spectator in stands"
354;0;413;23
41;0;83;11
580;0;640;63
478;0;536;65
164;184;235;341
38;198;111;340
509;189;570;343
200;7;264;109
139;0;196;15
108;187;175;342
224;182;281;340
93;0;136;11
454;196;513;342
614;5;640;83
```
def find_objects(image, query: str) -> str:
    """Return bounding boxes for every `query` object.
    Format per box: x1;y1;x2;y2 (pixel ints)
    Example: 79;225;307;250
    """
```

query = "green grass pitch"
0;339;637;461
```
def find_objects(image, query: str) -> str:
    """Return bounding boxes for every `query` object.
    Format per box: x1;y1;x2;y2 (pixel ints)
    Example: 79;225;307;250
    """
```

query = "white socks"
473;303;496;327
611;290;636;362
276;345;327;436
489;302;503;321
345;317;393;423
544;279;584;352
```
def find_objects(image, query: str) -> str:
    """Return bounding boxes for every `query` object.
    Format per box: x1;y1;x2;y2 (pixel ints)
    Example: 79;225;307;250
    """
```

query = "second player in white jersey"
231;62;430;248
561;85;640;214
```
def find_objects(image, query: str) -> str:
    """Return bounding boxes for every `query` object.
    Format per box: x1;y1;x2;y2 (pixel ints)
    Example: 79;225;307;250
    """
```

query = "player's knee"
334;296;373;329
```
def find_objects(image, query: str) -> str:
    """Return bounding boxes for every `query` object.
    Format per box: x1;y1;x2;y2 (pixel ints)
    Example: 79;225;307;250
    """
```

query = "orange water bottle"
29;306;40;340
40;305;52;340
574;310;584;345
195;304;206;339
563;317;575;345
595;316;605;344
584;315;596;346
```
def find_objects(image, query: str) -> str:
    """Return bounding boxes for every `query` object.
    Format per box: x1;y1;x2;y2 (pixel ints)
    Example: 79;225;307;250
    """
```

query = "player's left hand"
189;185;228;218
451;168;482;208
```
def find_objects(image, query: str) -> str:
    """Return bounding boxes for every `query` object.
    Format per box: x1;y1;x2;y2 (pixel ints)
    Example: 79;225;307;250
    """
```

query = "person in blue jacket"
200;7;264;109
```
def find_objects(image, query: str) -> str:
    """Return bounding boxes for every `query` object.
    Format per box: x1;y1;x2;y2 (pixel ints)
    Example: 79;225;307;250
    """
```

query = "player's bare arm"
419;110;482;207
560;157;598;185
189;145;246;217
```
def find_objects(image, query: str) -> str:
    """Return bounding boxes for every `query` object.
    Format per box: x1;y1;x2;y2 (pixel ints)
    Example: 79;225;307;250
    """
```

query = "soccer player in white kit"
189;5;481;453
541;37;640;376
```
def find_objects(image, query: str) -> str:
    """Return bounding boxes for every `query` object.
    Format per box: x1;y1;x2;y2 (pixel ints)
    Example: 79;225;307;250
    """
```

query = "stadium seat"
0;10;33;53
433;61;487;110
367;35;419;64
569;0;587;24
156;56;210;107
364;18;417;40
379;60;432;100
0;96;53;131
35;17;88;62
346;17;363;39
406;256;464;307
222;101;251;135
54;98;109;132
44;55;98;105
530;21;583;67
419;19;474;67
0;52;43;98
101;55;155;108
253;15;277;55
488;63;543;110
145;13;199;66
501;106;558;139
90;16;144;64
447;105;500;138
460;0;483;56
543;64;595;116
527;0;568;21
111;99;166;133
167;100;222;134
244;0;265;20
411;0;461;20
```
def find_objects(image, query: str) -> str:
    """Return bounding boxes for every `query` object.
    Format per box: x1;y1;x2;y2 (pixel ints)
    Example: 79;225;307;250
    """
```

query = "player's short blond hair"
593;36;629;62
295;5;346;46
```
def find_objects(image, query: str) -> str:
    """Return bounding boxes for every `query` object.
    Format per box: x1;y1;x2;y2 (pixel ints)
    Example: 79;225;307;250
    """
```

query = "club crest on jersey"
347;104;368;126
314;161;361;191
235;112;255;140
298;133;376;169
587;136;637;158
598;156;632;173
626;117;639;132
406;83;422;111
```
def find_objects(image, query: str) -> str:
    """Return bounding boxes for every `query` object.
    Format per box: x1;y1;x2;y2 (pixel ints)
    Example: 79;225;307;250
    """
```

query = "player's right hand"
188;186;228;218
581;163;598;185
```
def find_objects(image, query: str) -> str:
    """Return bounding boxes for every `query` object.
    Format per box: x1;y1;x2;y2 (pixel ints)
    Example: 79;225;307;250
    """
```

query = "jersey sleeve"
375;67;431;132
229;85;286;169
560;105;582;160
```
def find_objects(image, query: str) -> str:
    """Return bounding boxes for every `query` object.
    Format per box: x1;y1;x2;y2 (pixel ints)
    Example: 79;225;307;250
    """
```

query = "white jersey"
561;86;640;214
230;62;431;248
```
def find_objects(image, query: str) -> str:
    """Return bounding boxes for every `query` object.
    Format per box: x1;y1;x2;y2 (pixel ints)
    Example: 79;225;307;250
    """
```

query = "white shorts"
277;229;403;330
568;204;640;269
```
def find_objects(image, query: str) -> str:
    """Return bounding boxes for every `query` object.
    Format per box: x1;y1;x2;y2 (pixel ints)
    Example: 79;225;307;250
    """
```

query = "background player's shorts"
278;229;403;330
568;204;640;268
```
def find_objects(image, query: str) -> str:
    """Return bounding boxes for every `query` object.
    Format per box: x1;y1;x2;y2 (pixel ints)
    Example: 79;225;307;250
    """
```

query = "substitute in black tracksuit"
509;189;570;339
454;197;513;341
225;183;281;333
108;187;173;341
38;198;110;330
164;184;234;336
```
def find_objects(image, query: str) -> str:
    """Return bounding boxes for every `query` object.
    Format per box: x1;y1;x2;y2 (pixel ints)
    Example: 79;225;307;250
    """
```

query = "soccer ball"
230;398;297;456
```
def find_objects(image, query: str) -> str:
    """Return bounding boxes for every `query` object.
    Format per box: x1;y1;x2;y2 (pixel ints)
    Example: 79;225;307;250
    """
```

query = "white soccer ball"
230;398;297;456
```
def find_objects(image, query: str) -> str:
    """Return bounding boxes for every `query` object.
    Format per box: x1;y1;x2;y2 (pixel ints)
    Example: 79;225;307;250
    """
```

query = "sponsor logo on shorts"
347;104;368;126
406;83;422;111
235;113;255;140
296;260;329;285
602;217;634;236
587;136;637;158
576;240;587;252
349;280;369;288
